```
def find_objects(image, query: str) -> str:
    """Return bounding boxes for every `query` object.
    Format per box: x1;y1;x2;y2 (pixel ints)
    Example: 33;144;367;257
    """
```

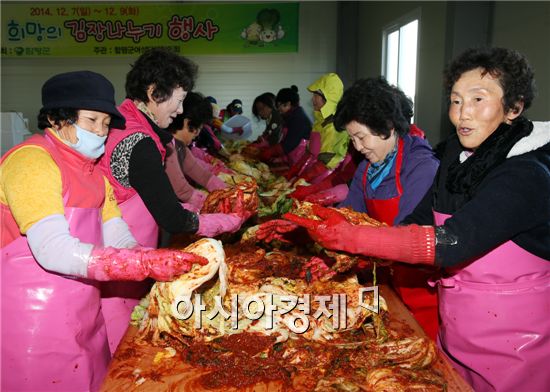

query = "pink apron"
1;134;110;391
364;138;439;340
433;211;550;391
98;99;166;354
99;99;167;249
286;138;309;166
100;192;155;354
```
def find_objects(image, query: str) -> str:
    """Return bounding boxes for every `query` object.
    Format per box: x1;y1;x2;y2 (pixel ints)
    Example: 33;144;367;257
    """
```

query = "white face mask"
69;123;107;159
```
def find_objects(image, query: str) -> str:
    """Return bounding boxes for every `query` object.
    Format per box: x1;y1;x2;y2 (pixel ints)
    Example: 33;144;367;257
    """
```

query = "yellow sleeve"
101;177;122;223
0;146;64;234
320;124;350;169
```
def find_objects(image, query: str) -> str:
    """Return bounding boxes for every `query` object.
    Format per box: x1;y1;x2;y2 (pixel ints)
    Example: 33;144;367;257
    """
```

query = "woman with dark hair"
164;92;227;211
260;85;312;164
100;48;242;247
0;71;206;391
333;77;437;223
99;48;243;355
286;48;550;391
334;77;439;339
274;77;440;337
193;96;229;159
252;92;283;146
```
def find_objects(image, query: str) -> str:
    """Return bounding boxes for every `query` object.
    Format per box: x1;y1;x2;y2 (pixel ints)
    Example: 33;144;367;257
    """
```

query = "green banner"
1;2;299;57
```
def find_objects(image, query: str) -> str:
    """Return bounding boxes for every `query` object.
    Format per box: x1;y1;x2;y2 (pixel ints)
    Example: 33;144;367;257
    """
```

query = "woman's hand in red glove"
256;219;299;243
303;184;349;206
285;205;436;265
300;256;336;283
260;144;284;162
289;176;335;201
299;161;330;183
283;205;351;251
289;185;314;201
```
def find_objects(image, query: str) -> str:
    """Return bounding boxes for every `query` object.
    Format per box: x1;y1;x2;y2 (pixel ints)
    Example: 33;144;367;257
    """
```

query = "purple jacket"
339;135;438;225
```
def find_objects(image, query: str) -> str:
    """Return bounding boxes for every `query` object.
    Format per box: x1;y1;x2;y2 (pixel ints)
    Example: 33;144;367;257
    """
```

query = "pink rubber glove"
284;205;436;265
308;131;321;156
188;190;207;211
205;175;227;192
287;138;308;166
303;184;349;206
181;202;199;213
87;247;208;282
197;213;243;237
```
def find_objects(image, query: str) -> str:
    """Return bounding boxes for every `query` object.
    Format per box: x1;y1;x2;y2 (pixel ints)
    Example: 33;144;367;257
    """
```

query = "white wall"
354;1;550;144
492;2;550;122
1;2;337;141
355;2;449;145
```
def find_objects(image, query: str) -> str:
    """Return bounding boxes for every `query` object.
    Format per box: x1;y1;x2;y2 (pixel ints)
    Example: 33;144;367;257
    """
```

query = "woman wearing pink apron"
1;71;206;391
1;131;112;391
164;92;228;211
287;48;550;391
98;49;245;354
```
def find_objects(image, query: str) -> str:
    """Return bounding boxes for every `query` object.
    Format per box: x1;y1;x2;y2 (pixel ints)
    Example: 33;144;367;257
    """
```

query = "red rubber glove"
256;219;299;243
285;151;312;180
290;177;334;201
300;256;336;283
213;188;254;221
284;205;436;265
298;160;329;183
289;185;314;201
87;247;208;282
303;184;349;206
260;144;284;162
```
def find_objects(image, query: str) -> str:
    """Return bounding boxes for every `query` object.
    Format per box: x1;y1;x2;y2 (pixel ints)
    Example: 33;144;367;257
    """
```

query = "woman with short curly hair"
336;77;440;339
98;49;244;355
99;48;243;247
287;47;550;391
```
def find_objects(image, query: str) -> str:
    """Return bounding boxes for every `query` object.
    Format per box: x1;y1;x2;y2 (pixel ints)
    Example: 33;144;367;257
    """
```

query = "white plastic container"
1;112;32;155
221;114;252;140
